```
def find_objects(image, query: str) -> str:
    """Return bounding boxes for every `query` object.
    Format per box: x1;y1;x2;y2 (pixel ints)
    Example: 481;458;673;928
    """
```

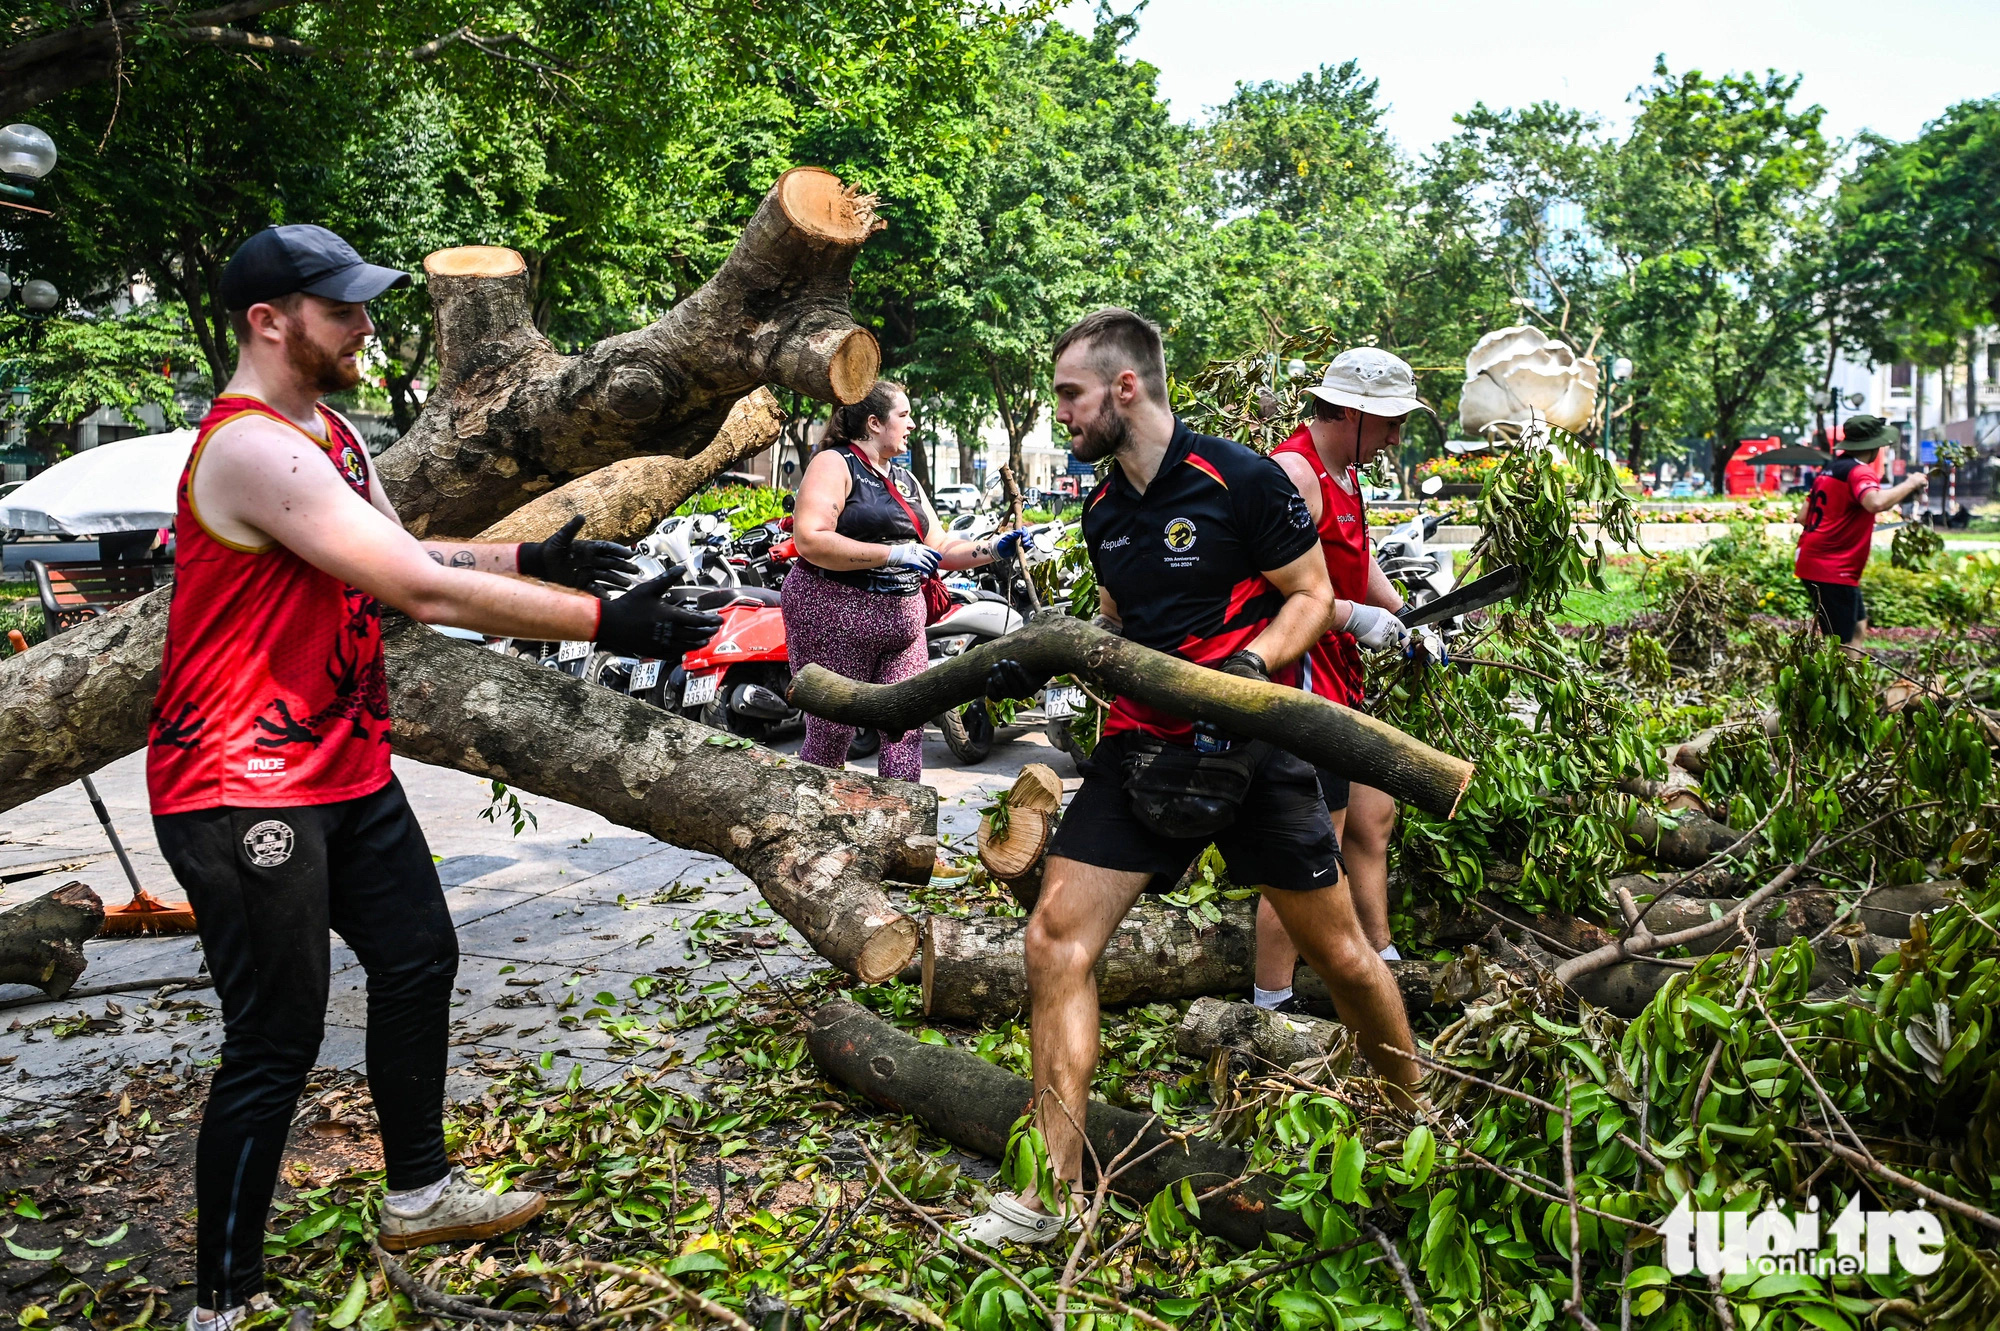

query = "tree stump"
0;882;105;997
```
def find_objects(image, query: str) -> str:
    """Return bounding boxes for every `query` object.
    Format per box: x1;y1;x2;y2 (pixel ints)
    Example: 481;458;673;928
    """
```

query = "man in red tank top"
1256;348;1431;1013
156;226;722;1330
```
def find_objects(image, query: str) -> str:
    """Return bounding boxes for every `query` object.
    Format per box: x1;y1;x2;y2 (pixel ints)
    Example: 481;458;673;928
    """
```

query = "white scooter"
1376;474;1459;655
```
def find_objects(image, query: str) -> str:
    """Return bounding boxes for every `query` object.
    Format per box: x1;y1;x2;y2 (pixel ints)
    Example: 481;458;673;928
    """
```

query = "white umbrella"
0;429;196;535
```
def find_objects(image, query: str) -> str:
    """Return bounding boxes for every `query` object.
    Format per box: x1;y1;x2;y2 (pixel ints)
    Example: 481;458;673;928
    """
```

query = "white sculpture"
1458;326;1599;437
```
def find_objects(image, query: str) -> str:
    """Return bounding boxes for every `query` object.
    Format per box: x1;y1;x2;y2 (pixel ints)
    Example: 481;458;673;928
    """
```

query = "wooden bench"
28;560;160;637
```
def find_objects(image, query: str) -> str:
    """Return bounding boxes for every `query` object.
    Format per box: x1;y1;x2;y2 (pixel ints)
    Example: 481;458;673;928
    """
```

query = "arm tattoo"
450;550;478;568
971;540;996;561
427;550;445;565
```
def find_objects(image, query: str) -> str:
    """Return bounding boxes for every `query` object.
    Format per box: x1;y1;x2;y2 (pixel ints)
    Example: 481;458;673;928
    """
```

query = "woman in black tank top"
783;380;1024;782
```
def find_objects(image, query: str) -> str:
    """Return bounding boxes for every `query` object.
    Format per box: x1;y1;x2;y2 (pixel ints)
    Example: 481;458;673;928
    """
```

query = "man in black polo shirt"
959;309;1419;1246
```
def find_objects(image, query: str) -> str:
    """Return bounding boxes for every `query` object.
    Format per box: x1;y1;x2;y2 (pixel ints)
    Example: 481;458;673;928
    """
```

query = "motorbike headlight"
935;634;975;656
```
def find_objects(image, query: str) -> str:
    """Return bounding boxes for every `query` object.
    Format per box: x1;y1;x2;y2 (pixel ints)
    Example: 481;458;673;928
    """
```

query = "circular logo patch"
243;820;295;868
1164;517;1198;553
336;442;368;491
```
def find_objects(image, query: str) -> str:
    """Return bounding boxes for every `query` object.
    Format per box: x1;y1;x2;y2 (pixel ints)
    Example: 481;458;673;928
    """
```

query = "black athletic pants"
154;777;457;1309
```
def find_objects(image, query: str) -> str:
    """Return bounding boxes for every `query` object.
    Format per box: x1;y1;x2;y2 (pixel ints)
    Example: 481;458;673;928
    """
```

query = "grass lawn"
1552;556;1651;626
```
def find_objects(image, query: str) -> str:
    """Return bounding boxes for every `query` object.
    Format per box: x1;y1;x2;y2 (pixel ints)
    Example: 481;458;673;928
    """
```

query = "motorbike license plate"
629;659;661;692
682;671;722;708
557;639;590;663
1044;686;1085;719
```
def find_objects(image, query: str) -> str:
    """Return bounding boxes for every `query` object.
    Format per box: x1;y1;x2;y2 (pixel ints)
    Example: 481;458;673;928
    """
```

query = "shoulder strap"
877;460;931;540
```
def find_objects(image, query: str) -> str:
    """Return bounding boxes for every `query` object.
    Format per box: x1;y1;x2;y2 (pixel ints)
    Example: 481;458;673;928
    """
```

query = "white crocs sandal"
956;1194;1080;1248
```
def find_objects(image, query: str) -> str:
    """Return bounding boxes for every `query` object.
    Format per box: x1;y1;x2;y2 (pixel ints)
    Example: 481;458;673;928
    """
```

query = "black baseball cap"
219;224;409;311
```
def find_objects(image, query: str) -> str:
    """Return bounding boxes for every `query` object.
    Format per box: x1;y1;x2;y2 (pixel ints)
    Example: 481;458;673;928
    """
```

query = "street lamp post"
0;124;58;214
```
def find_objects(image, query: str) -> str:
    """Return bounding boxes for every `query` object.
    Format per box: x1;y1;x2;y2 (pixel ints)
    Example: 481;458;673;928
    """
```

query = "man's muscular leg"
1260;876;1419;1102
1019;856;1152;1206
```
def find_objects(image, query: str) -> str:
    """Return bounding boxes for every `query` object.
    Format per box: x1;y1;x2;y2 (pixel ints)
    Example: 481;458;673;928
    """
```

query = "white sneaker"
186;1293;277;1331
378;1166;545;1251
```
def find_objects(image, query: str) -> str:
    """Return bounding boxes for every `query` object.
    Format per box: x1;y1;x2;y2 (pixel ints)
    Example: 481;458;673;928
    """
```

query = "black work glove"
985;658;1050;702
594;576;722;660
1217;649;1270;683
520;516;640;594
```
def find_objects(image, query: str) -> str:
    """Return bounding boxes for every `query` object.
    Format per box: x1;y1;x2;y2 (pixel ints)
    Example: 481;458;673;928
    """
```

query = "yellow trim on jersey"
186;412;279;554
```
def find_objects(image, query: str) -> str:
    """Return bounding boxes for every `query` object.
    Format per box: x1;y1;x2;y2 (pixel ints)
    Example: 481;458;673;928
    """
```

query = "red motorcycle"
664;538;879;756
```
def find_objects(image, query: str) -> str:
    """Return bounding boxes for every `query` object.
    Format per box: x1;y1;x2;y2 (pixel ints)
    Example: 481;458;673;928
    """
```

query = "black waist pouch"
1119;737;1268;839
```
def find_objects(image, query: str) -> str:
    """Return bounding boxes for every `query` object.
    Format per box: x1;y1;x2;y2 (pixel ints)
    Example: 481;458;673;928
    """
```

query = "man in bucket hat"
1253;347;1434;1012
1794;414;1931;645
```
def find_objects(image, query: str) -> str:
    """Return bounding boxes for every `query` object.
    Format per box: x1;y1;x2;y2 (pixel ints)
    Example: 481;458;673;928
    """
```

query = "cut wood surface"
0;881;105;997
975;763;1063;882
377;168;885;538
806;998;1310;1249
474;389;783;545
791;615;1475;817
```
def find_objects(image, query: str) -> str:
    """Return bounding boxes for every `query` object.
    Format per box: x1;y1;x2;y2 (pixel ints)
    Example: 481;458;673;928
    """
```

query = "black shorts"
1316;768;1350;812
1801;579;1865;641
1046;731;1345;892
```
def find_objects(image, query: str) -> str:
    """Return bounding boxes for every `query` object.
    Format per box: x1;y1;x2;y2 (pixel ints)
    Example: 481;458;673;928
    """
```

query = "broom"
9;630;197;935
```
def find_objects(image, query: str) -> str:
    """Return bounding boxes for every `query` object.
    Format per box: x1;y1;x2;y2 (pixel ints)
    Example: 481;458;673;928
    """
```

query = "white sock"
1378;944;1401;961
386;1171;452;1214
1252;985;1292;1009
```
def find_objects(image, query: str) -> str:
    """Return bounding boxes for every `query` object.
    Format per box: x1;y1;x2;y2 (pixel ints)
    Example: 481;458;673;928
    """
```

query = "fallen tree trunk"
1620;803;1746;869
383;618;934;981
0;594;935;982
0;882;104;997
917;897;1448;1024
377;169;883;537
791;615;1475;817
807;998;1309;1249
1176;996;1347;1071
473;388;782;545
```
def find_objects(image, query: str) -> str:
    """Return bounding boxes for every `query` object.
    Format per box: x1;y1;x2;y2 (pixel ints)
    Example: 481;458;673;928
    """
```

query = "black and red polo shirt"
1083;419;1319;741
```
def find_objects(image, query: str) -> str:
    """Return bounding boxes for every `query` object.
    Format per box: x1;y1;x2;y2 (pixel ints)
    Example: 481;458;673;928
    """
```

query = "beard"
284;322;362;394
1068;399;1130;463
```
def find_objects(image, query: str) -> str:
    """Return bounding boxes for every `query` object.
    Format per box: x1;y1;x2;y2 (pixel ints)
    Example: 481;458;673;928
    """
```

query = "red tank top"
1271;425;1370;707
147;395;392;814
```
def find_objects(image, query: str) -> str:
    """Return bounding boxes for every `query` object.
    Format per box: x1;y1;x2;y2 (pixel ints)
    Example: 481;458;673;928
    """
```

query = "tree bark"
1620;803;1745;869
0;594;935;982
0;882;105;997
1176;997;1347;1071
473;388;782;544
376;169;884;538
790;615;1476;818
381;617;933;981
807;998;1310;1249
917;896;1449;1026
920;899;1257;1023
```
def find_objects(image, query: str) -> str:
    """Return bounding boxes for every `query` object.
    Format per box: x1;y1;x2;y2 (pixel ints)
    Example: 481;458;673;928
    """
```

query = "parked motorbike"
1376;474;1460;656
928;522;1087;765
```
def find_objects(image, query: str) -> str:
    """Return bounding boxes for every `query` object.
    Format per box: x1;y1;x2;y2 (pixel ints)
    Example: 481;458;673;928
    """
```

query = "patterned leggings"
783;563;928;782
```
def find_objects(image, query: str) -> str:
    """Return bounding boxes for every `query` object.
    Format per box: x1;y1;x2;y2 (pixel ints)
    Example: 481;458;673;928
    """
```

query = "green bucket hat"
1838;414;1899;454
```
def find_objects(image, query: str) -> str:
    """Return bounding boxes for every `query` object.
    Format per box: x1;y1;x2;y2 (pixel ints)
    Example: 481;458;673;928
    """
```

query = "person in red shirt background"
1255;348;1431;1012
1795;414;1930;645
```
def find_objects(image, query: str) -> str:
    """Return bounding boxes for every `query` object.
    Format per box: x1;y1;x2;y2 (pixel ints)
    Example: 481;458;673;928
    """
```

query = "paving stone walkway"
0;725;1074;1124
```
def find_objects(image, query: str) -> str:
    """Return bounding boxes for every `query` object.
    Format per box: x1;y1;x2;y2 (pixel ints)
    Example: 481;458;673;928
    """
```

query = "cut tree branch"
809;999;1310;1249
474;387;782;544
377;169;884;537
791;615;1474;817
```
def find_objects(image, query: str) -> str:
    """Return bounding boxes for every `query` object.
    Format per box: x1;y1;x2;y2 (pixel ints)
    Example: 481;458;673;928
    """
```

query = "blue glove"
884;542;942;577
994;528;1030;560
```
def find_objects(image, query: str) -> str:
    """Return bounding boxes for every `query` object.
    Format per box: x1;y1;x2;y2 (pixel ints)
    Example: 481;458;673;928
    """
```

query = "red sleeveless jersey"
1271;425;1370;707
147;396;392;814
